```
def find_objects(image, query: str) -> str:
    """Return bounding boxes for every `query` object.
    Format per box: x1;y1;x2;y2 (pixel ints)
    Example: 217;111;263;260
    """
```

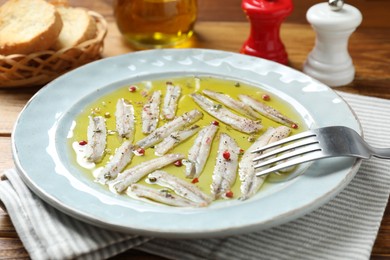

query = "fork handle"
372;147;390;159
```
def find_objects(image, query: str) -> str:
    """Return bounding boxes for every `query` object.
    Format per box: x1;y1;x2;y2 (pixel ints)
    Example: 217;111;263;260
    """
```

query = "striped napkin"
1;91;390;260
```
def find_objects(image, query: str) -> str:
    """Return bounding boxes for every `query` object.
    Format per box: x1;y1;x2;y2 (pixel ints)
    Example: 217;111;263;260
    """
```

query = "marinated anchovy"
85;116;107;163
128;184;200;207
162;82;181;120
147;170;211;206
115;98;135;141
184;124;219;178
202;89;260;119
238;95;297;127
142;91;161;134
96;141;134;184
239;128;275;200
136;109;203;149
111;153;185;193
191;93;262;134
210;133;240;199
154;125;201;156
239;126;291;200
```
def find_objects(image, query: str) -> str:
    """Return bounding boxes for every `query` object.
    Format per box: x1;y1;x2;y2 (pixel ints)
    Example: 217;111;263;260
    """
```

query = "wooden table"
1;0;390;259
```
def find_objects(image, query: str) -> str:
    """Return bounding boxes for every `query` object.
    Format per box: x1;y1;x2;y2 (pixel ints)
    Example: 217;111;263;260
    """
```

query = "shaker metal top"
329;0;344;11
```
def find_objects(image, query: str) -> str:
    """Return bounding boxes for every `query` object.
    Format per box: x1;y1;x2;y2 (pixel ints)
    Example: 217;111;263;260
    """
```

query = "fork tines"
252;130;322;176
253;150;324;176
251;130;317;155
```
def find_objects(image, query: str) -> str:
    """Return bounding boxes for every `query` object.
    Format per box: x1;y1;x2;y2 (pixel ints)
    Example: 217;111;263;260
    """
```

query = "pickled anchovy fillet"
154;125;200;156
162;82;181;120
238;95;297;127
191;93;262;134
115;98;135;141
142;91;161;134
184;124;219;178
266;126;296;173
111;153;185;193
136;109;203;149
210;133;240;199
147;170;211;206
85;116;107;163
96;141;134;184
203;89;260;119
128;184;200;207
239;126;291;200
239;128;275;200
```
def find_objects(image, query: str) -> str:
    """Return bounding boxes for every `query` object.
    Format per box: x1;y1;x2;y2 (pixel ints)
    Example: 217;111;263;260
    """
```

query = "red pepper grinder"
241;0;293;65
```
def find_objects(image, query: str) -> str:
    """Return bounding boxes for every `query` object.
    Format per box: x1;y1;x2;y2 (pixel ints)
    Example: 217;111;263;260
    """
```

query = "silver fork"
252;126;390;177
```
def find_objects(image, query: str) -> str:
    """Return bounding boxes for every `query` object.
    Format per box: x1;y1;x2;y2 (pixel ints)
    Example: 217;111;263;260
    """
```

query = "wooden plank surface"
1;0;390;259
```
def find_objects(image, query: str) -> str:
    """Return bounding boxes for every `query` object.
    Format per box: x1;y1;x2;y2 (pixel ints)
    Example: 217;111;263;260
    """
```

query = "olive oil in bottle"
113;0;197;49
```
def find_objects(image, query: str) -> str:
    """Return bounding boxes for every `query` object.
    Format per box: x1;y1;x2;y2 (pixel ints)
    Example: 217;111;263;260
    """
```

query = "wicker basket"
0;11;107;88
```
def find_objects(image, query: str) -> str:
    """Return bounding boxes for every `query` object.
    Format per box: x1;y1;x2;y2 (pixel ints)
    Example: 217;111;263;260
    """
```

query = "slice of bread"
52;6;97;50
0;0;63;55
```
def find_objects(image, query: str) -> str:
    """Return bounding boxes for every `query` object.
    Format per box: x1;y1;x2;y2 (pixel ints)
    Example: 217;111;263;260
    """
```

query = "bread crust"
0;0;63;55
52;7;97;50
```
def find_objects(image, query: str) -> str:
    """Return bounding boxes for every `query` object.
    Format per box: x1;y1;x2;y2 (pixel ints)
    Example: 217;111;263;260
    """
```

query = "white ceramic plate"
13;49;361;238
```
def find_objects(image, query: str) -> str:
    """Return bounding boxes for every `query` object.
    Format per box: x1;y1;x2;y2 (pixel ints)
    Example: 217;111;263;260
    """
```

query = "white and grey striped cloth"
1;91;390;260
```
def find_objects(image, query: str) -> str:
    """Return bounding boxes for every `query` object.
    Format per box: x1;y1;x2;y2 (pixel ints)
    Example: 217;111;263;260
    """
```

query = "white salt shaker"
303;0;362;87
